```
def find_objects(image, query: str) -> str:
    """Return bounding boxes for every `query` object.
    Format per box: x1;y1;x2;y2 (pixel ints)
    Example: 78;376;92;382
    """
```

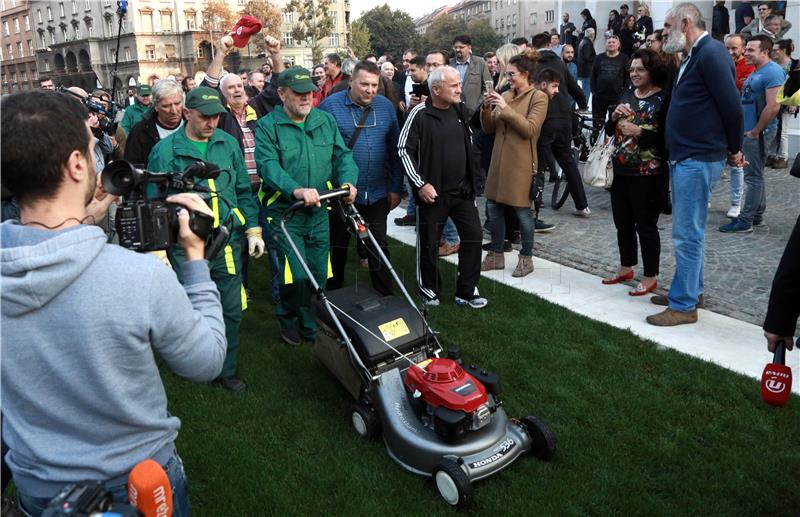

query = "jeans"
729;166;744;207
667;159;723;312
579;77;591;104
17;448;191;517
740;126;776;225
486;200;534;256
442;218;459;245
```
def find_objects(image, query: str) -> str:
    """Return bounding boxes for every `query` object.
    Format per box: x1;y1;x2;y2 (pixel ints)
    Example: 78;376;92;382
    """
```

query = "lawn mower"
280;187;556;507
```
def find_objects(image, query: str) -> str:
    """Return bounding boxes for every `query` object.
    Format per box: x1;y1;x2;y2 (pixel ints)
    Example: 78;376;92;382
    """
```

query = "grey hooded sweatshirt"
0;221;226;498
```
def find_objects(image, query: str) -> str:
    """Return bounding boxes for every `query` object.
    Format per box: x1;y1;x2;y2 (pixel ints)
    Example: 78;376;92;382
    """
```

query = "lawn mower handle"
280;186;351;222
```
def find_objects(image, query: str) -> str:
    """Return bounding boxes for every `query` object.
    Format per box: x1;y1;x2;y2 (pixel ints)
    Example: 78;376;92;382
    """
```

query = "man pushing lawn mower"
255;67;358;346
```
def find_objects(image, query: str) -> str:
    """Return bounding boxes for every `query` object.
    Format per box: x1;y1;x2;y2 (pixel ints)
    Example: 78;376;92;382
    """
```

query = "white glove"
248;235;265;258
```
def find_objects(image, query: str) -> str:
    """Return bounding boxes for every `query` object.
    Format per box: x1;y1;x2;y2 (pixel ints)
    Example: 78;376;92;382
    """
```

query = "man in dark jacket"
763;213;800;353
577;28;596;101
712;1;730;41
124;79;184;167
590;34;629;140
532;33;591;217
398;66;487;309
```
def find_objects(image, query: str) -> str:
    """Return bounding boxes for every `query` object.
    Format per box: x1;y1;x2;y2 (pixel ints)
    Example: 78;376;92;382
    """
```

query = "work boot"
651;294;705;309
480;251;505;271
646;308;698;326
512;255;534;277
773;158;788;169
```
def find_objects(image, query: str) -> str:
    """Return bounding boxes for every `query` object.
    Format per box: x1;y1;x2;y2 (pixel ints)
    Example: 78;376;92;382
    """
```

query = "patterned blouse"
606;87;669;176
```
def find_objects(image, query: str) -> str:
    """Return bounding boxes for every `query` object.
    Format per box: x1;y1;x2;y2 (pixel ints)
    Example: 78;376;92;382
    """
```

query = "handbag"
581;129;615;189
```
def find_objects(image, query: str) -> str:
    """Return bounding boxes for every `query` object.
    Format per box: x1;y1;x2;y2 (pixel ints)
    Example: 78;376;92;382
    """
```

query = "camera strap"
347;106;372;149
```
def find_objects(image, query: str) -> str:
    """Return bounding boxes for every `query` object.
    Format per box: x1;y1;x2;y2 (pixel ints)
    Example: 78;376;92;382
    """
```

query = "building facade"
1;0;38;93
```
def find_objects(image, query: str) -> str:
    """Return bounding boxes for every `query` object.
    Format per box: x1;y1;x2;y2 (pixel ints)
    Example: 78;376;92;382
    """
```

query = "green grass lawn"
163;239;800;516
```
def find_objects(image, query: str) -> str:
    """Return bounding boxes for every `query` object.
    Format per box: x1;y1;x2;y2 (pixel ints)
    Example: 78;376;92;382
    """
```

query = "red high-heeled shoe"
629;280;657;296
601;270;634;285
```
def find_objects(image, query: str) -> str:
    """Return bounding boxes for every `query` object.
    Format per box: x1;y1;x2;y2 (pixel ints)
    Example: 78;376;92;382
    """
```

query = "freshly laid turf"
162;240;799;516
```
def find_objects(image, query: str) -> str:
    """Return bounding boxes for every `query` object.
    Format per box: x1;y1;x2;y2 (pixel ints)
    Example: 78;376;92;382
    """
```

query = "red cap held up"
231;15;262;48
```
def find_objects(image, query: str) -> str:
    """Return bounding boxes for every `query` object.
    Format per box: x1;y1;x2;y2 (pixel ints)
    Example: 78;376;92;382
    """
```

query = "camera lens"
101;160;140;196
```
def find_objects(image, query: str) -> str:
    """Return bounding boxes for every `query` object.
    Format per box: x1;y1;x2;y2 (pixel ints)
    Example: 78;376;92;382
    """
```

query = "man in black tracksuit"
590;34;629;141
532;33;590;216
398;66;486;309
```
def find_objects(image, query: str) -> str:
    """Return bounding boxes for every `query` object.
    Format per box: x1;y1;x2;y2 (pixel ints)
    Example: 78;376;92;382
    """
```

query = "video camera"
42;482;141;517
57;86;118;135
101;160;229;259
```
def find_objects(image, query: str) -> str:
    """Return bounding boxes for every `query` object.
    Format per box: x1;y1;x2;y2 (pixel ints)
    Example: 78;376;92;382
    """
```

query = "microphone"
128;459;173;517
761;340;792;407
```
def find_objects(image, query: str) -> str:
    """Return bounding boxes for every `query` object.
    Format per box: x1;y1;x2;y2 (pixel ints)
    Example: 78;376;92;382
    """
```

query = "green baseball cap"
185;86;227;116
278;67;316;93
137;84;152;96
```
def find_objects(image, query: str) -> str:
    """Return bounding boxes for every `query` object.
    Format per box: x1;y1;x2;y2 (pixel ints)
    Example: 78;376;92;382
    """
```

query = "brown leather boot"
481;251;505;271
646;308;698;326
650;294;705;309
512;255;534;277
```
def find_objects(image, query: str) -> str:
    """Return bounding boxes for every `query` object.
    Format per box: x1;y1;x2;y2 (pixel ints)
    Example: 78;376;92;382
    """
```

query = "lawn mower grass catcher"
280;188;556;508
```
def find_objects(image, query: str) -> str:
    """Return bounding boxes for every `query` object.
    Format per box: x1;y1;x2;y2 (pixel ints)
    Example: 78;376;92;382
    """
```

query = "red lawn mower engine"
404;357;503;442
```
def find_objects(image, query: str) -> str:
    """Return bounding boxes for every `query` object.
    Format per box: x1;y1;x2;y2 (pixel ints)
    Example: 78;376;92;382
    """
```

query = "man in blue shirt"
719;34;784;234
647;3;744;327
320;60;404;295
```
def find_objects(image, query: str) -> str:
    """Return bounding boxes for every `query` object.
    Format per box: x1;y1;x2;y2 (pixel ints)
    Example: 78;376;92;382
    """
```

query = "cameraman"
0;92;226;516
148;87;263;393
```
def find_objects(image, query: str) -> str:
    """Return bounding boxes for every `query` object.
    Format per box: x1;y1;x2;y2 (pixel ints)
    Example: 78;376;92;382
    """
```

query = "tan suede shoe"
646;308;698;326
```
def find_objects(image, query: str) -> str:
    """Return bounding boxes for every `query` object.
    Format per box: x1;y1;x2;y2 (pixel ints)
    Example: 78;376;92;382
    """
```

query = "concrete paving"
386;165;800;392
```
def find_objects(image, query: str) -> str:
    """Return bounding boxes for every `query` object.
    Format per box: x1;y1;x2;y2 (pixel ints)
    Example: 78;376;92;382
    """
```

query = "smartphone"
484;80;495;93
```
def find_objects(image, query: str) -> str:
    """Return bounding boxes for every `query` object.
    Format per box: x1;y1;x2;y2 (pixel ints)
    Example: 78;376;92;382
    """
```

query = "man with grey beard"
646;3;744;327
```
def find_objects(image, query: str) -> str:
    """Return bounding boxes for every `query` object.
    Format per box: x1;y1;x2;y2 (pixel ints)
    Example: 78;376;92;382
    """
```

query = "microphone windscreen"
761;342;792;407
128;459;173;517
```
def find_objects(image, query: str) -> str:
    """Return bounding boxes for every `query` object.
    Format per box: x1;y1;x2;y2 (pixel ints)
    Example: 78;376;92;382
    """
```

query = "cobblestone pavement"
471;161;799;330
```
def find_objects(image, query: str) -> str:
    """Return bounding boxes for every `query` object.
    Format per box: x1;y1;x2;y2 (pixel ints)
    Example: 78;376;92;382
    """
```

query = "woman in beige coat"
480;51;549;277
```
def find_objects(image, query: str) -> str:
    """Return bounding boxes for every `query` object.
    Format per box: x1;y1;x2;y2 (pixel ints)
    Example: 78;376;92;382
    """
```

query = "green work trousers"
169;234;245;378
267;209;330;340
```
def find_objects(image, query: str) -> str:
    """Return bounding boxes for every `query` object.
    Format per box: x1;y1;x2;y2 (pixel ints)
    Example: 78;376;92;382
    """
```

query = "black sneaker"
752;217;764;226
534;219;555;233
212;376;247;393
394;215;416;226
482;241;512;252
509;231;521;244
280;326;302;346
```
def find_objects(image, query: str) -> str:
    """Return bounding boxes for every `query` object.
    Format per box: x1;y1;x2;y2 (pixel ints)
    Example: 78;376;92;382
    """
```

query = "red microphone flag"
128;459;173;517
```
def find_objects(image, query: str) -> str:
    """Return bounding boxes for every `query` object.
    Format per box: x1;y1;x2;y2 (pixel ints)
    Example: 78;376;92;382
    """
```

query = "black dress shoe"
213;376;247;393
393;215;416;226
280;327;302;346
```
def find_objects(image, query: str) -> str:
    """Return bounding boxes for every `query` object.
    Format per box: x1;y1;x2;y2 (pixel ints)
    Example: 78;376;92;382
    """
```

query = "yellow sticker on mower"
378;318;410;342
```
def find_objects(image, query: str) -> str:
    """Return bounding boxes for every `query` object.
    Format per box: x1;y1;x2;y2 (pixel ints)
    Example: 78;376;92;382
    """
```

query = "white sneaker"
726;205;740;218
573;207;591;217
422;296;440;307
454;288;488;309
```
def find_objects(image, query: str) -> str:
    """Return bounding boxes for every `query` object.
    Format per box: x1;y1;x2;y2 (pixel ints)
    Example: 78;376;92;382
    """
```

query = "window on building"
49;28;55;44
17;41;23;57
329;32;338;46
495;19;498;29
109;47;116;61
124;46;130;60
282;32;293;46
21;70;27;82
2;21;8;36
47;7;52;21
24;15;30;31
71;0;77;14
27;39;32;53
165;44;176;58
282;12;292;24
59;3;65;17
160;11;172;32
512;13;516;25
121;18;126;32
144;45;155;59
104;0;111;6
506;15;510;26
530;12;536;25
185;11;196;30
74;25;80;39
14;18;20;33
196;44;204;57
85;0;91;10
328;10;337;26
11;72;17;83
31;68;37;79
140;11;153;32
39;32;46;47
61;27;68;41
45;60;50;71
87;23;93;37
545;10;554;23
6;44;12;59
37;9;43;23
106;17;113;34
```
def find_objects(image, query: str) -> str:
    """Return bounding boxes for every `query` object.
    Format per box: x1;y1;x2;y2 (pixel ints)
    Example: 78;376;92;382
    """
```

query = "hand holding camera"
168;193;214;261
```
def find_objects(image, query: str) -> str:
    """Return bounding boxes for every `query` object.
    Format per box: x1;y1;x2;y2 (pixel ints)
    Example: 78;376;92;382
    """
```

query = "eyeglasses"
349;106;377;128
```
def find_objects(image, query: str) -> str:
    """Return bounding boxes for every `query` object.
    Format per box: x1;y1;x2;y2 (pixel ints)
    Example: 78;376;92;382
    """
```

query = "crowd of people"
1;1;799;515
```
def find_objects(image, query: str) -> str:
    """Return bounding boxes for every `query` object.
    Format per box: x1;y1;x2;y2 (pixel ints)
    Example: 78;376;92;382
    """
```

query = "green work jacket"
120;101;151;135
147;126;258;233
254;105;359;215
